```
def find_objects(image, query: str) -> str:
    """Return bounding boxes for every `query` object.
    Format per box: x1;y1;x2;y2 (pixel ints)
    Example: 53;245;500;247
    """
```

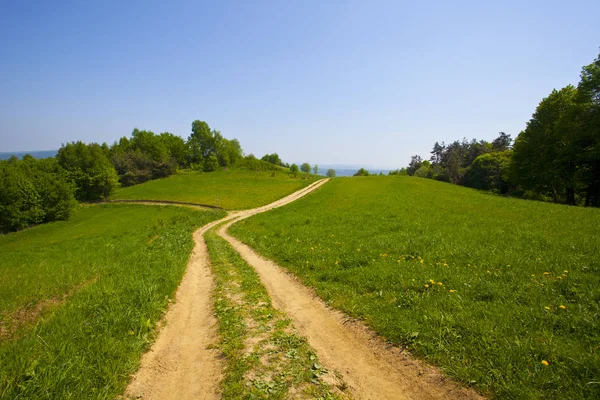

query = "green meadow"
113;169;318;209
230;176;600;399
0;204;224;399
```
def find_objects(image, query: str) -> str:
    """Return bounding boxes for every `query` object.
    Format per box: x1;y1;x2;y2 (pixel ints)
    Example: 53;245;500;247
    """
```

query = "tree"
326;168;336;177
574;51;600;206
430;142;445;164
261;153;283;166
512;86;579;204
0;158;76;233
313;164;319;175
414;160;433;178
492;132;512;152
354;168;370;176
204;153;220;172
406;155;422;176
464;151;512;193
57;141;119;201
290;163;299;174
301;163;311;174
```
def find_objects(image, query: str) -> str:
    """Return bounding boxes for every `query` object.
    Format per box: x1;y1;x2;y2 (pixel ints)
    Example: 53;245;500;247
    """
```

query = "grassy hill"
230;175;600;399
0;204;225;398
112;169;318;209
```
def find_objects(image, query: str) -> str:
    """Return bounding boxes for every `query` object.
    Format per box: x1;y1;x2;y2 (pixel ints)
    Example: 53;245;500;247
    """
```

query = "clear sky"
1;0;599;168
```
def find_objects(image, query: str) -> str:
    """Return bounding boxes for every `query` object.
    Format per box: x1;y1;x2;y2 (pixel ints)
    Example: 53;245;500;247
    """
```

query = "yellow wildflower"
449;290;456;293
429;279;435;284
563;270;568;273
559;305;566;310
425;284;429;288
543;272;551;275
541;360;549;366
544;306;551;310
437;282;443;286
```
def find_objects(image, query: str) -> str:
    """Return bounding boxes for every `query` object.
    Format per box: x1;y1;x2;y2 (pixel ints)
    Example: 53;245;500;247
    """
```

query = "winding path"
126;178;482;399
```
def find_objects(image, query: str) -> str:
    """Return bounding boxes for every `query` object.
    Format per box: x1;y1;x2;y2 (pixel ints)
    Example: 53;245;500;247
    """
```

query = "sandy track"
218;198;483;399
124;179;328;399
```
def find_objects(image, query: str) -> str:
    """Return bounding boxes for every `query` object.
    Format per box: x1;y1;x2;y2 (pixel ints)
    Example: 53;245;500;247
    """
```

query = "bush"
57;142;119;201
0;157;76;233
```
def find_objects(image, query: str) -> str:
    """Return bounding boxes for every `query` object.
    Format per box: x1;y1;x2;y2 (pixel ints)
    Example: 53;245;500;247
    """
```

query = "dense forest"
398;51;599;207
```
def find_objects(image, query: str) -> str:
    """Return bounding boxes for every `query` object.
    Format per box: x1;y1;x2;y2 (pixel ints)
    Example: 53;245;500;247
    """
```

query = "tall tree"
512;86;579;203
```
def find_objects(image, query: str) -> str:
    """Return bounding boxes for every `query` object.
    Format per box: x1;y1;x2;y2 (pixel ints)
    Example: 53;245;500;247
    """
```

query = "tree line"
1;119;245;233
397;51;600;207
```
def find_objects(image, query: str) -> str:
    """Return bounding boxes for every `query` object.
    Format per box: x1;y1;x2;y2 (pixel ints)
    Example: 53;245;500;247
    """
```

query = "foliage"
401;50;600;207
290;163;299;174
0;204;224;398
57;141;119;200
326;168;336;177
464;151;512;193
0;157;76;233
313;164;319;175
231;176;600;399
353;168;370;176
109;120;244;187
235;155;284;172
261;153;285;167
300;163;311;174
113;169;319;210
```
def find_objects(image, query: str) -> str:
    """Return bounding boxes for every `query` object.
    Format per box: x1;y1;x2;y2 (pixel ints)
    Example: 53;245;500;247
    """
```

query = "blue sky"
1;0;599;168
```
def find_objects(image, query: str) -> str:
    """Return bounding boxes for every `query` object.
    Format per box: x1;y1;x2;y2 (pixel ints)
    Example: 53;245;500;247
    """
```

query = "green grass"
205;229;339;399
230;176;600;399
113;169;318;210
0;204;225;399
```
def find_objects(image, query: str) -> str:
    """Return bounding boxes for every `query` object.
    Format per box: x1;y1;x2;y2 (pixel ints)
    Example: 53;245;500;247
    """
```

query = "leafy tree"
0;158;76;233
414;160;433;178
261;153;283;166
464;151;512;193
406;155;422;176
326;168;336;177
300;163;311;174
290;163;299;174
574;51;600;206
57;141;119;201
354;168;370;176
313;164;319;175
512;86;579;204
159;132;187;167
204;153;220;172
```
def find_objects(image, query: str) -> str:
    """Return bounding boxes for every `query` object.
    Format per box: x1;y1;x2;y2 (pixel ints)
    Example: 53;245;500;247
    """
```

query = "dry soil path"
126;178;482;400
125;179;328;400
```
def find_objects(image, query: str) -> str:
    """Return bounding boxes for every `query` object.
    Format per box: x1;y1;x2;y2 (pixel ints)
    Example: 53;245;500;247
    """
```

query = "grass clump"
230;176;600;399
0;203;225;399
113;169;318;209
205;229;342;399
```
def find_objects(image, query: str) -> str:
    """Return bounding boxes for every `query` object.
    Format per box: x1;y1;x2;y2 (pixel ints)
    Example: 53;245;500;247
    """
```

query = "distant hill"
0;150;58;160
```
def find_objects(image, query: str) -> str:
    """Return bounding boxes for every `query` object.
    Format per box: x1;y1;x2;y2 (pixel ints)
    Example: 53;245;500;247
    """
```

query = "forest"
398;51;599;207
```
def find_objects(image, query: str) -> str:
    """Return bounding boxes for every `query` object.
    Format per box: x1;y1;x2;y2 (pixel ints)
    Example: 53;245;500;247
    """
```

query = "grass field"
230;176;600;399
112;169;318;209
0;204;225;399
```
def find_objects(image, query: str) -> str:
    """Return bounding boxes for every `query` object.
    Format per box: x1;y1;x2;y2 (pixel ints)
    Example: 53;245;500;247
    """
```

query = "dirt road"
125;179;328;399
126;178;482;399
